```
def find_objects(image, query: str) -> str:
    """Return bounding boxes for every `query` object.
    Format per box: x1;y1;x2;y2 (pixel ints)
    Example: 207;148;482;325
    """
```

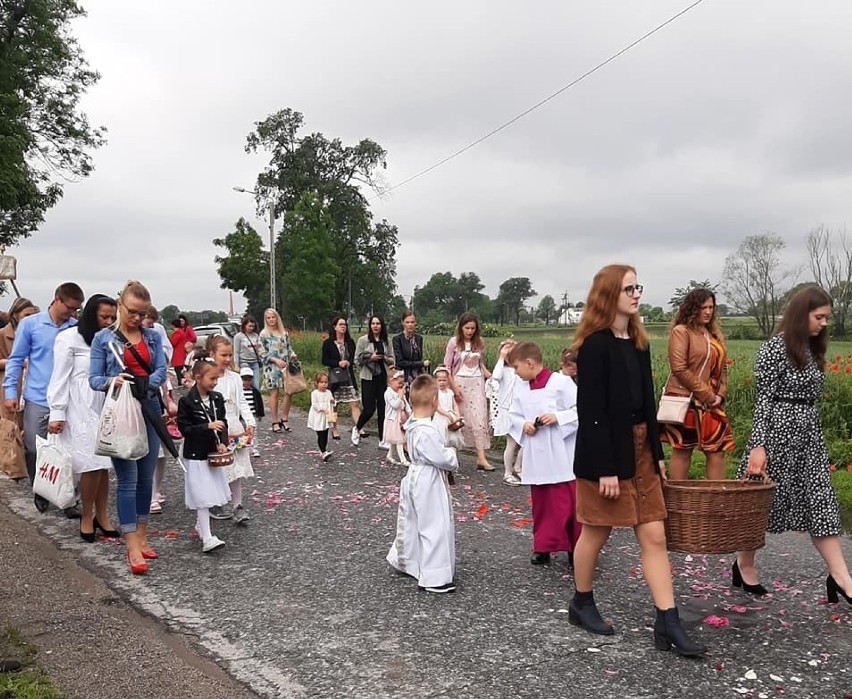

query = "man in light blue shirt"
3;282;84;514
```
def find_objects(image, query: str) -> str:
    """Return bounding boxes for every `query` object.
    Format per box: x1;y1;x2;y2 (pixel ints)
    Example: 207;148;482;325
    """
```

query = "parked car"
192;322;239;347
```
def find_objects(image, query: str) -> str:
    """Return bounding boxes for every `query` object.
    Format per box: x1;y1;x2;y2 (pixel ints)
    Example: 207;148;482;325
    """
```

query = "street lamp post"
233;186;276;310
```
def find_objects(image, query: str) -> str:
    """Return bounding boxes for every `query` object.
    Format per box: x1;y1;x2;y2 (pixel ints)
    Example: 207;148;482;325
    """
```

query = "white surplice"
386;417;458;588
217;370;256;482
509;371;578;485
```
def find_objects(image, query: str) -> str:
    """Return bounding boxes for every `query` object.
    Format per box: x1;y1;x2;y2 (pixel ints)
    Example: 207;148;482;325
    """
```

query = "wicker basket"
663;479;776;554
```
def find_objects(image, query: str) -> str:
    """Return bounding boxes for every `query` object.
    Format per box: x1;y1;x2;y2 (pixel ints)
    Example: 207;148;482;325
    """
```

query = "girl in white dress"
307;372;336;462
47;294;121;541
431;366;464;450
490;340;523;486
383;370;411;465
177;359;231;553
208;337;256;524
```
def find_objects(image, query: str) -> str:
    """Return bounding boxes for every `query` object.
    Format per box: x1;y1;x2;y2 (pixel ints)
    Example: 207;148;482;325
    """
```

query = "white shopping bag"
32;434;76;509
95;379;148;460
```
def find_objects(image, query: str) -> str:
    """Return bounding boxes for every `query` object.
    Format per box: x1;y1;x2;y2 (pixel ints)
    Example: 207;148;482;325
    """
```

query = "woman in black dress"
735;286;852;605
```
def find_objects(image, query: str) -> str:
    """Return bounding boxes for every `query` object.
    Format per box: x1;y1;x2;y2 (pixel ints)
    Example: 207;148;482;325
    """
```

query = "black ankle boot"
653;607;706;657
569;591;614;636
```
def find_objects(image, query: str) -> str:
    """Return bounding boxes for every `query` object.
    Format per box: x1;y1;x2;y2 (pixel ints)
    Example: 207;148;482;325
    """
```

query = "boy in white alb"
386;374;459;593
509;341;581;566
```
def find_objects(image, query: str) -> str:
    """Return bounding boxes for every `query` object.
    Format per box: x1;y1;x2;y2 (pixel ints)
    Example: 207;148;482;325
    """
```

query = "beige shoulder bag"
656;335;711;425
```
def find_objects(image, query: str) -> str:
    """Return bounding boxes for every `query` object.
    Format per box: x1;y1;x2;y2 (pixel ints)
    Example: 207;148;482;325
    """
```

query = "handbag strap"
662;334;711;400
114;329;153;376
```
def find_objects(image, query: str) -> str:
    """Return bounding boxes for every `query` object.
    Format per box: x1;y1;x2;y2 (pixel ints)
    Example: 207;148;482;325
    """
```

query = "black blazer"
321;337;357;385
177;386;228;460
574;329;664;481
392;332;426;380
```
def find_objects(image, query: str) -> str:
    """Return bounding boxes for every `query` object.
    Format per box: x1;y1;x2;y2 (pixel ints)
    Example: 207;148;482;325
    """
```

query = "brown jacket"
664;325;727;404
0;323;22;423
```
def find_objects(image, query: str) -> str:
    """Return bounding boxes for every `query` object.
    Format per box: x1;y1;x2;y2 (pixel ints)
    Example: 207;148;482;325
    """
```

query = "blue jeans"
111;400;160;533
240;359;261;390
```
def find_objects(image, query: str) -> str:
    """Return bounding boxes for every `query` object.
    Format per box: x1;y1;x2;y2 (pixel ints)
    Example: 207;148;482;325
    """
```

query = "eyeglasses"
121;302;149;319
59;299;82;314
623;284;644;297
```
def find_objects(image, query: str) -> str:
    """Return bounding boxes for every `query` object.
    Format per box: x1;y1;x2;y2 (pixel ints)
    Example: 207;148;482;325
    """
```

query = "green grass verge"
0;626;65;698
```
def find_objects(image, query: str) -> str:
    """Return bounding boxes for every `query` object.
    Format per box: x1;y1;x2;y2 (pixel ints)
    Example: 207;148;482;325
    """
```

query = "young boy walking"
386;374;459;593
509;341;581;565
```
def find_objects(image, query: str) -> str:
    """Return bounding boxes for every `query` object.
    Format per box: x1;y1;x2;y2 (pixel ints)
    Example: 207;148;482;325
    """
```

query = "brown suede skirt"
576;423;667;527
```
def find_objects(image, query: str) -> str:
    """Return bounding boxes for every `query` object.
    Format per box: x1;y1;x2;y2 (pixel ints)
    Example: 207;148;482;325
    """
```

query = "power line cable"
373;0;706;200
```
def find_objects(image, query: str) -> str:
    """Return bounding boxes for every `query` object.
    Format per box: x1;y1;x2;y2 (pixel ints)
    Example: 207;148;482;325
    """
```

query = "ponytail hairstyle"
190;349;218;379
205;334;235;370
116;280;151;329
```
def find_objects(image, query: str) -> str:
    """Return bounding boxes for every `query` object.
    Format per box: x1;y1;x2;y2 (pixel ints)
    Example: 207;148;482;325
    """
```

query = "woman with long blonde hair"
569;265;704;657
260;308;296;432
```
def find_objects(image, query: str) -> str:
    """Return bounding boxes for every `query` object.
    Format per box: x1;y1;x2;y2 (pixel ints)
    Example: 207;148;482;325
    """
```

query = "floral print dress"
261;331;292;390
736;335;841;537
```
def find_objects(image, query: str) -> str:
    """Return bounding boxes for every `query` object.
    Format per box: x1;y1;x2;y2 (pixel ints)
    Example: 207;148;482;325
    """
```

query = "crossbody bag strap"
662;335;711;400
114;329;153;375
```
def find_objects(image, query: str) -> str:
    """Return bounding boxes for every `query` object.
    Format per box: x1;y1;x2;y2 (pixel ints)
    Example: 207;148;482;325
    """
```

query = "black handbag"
329;367;350;388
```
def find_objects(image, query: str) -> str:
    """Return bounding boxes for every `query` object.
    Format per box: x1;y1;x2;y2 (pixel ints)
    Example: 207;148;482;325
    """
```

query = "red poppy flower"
846;367;852;375
829;464;836;472
725;358;734;366
831;364;840;372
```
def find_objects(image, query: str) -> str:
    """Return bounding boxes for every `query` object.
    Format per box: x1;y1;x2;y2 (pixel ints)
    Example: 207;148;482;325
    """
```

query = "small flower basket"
663;478;776;554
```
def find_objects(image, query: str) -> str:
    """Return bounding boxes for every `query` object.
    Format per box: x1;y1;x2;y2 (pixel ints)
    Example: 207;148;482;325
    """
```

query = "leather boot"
653;607;706;657
568;590;614;636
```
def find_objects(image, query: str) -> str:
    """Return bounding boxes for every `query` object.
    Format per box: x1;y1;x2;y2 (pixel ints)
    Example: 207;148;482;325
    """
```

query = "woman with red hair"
569;264;704;657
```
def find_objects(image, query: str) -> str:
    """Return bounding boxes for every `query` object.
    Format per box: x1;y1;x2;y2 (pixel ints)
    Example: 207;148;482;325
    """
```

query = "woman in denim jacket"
89;281;167;575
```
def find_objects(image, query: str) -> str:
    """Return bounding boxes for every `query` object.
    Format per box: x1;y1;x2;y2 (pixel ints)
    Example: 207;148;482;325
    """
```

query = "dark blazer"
177;386;228;460
392;332;426;382
574;329;664;481
321;336;357;385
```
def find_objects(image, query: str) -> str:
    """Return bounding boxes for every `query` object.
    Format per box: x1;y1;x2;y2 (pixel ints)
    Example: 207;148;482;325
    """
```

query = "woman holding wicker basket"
734;286;852;605
660;288;735;481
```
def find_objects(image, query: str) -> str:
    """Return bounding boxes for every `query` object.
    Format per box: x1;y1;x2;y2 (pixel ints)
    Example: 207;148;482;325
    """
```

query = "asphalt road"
2;410;851;699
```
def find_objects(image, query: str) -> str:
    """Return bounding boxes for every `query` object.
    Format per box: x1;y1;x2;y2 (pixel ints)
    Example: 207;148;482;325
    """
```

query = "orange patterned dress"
661;336;735;453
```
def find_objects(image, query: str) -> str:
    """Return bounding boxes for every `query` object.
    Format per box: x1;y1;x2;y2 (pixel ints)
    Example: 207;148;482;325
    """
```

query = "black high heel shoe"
732;560;769;596
79;525;95;543
93;517;121;539
826;575;852;604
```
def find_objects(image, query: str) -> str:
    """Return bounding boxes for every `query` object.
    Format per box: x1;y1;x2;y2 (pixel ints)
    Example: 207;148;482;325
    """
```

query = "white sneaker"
251;448;261;458
378;441;390;450
202;536;226;553
149;501;162;514
322;450;333;462
351;426;361;446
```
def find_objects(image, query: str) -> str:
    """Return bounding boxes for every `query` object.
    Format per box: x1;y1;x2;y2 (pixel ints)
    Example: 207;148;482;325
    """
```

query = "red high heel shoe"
126;551;148;575
140;549;159;560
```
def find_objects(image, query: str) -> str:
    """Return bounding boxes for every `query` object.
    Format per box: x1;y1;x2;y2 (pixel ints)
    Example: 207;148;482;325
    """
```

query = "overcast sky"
9;0;852;315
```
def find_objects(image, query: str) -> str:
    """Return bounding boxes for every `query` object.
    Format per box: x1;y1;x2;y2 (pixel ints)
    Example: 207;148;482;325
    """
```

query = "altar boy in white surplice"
386;374;459;594
509;341;581;567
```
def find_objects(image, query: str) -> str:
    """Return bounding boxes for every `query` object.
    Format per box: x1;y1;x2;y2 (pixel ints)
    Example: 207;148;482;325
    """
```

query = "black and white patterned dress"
737;335;840;537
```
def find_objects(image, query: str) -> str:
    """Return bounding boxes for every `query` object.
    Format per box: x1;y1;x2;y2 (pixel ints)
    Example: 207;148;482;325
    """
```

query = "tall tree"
806;224;852;337
497;277;537;325
243;109;397;318
213;218;269;319
537;295;557;325
0;0;105;244
278;193;339;329
721;234;797;339
668;279;718;311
